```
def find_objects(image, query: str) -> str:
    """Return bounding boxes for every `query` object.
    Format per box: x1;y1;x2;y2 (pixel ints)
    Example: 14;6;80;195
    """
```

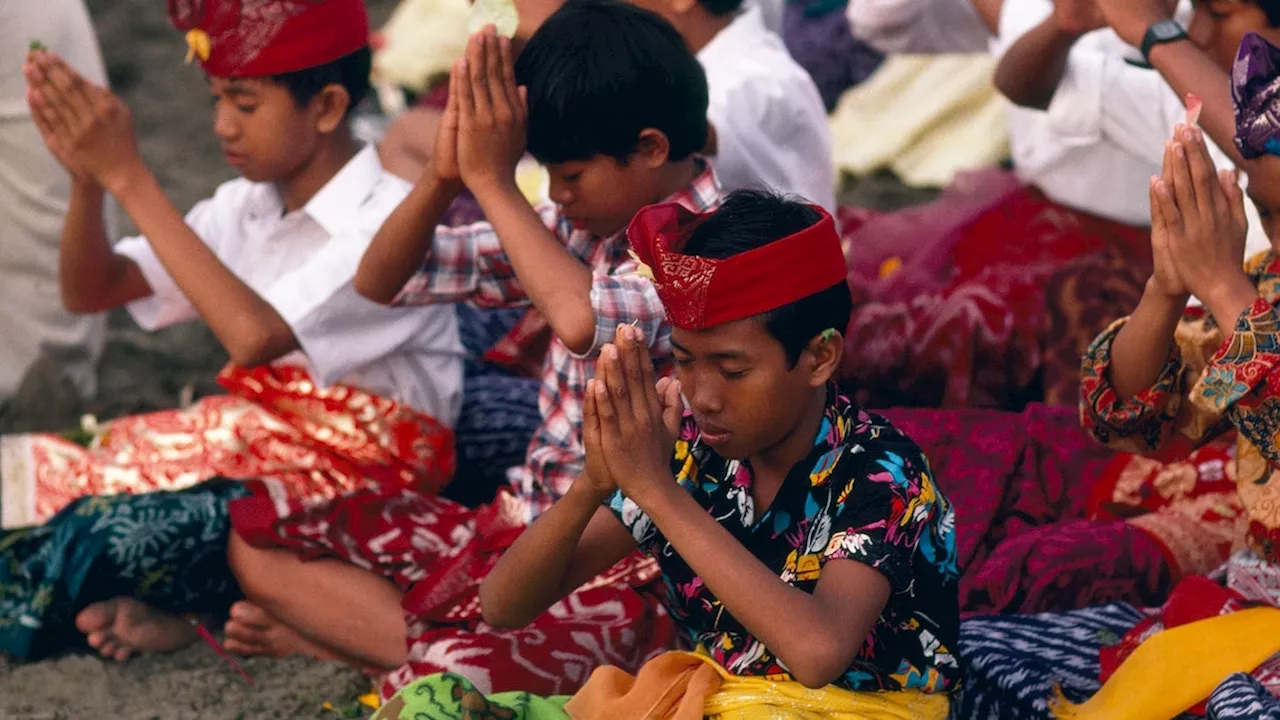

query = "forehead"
671;317;782;358
545;156;621;176
208;75;278;96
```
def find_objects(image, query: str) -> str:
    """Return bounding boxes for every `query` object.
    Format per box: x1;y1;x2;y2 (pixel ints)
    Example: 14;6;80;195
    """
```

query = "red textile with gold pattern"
229;487;676;699
167;0;369;77
0;364;453;529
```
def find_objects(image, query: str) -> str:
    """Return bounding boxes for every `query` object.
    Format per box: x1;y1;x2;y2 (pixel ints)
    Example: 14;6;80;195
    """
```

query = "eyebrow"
670;338;750;361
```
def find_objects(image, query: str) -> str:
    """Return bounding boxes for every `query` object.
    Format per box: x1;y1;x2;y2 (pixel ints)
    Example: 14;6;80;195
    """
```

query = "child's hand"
1153;125;1251;306
456;26;527;195
433;60;463;184
24;51;142;192
1147;173;1189;301
590;325;683;504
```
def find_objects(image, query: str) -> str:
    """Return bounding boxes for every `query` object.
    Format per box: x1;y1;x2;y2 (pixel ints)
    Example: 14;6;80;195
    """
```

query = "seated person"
2;0;462;660
382;0;835;212
380;191;961;718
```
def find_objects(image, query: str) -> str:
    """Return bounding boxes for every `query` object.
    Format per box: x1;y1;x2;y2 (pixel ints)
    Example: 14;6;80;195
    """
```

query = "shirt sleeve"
821;440;945;594
116;194;225;331
576;258;671;359
391;204;562;309
1080;297;1280;467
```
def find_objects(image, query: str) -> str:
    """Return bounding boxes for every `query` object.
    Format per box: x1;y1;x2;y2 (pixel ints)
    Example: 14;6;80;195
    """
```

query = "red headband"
168;0;370;78
627;202;848;330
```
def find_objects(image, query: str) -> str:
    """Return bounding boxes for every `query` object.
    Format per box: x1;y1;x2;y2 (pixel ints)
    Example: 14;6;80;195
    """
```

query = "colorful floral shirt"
607;392;961;693
1081;251;1280;567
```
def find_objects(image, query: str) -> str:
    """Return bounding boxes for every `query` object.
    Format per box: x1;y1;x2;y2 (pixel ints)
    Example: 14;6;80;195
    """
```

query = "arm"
479;480;637;628
455;29;597;355
58;179;152;313
632;483;890;688
353;169;461;304
994;17;1087;110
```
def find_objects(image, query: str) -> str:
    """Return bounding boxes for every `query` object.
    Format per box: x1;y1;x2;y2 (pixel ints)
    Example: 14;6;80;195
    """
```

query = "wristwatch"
1141;19;1188;63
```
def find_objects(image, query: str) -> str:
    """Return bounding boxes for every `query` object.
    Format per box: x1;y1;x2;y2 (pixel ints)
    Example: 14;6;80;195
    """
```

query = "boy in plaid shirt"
217;0;725;695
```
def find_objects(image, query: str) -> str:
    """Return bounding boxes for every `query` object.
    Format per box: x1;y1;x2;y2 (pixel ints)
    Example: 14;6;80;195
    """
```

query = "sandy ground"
0;0;937;715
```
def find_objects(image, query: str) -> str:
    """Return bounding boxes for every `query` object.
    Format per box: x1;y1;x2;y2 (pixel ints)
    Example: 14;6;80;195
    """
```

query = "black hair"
697;0;745;16
682;190;853;368
1260;1;1280;26
514;0;708;164
271;45;372;117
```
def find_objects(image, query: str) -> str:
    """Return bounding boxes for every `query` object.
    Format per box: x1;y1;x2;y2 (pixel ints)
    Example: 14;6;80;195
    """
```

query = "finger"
455;58;475;126
499;35;520;111
592;366;619;430
1222;169;1249;235
658;378;685;438
443;60;461;131
615;326;649;421
583;379;603;452
630;326;661;417
1181;126;1221;221
1154;179;1184;237
1168;138;1198;221
27;85;70;142
43;53;97;124
485;28;508;121
467;31;494;126
1149;177;1167;235
31;53;84;127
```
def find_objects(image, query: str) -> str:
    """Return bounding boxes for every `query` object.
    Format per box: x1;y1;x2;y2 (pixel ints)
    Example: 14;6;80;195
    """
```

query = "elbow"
477;581;533;630
780;638;854;690
556;312;599;358
353;268;399;306
225;324;284;368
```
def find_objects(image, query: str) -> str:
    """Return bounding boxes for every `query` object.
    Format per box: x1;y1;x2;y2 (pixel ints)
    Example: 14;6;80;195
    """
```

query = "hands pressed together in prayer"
435;25;527;195
581;324;686;502
1148;124;1259;326
23;49;144;193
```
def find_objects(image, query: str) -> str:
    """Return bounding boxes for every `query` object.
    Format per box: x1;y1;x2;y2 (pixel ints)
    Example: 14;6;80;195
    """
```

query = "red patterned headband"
627;202;848;330
167;0;369;78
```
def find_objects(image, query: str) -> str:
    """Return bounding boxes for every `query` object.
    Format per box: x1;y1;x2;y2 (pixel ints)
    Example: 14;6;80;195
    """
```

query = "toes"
86;629;110;649
223;636;269;656
229;601;275;629
112;646;134;663
97;638;120;659
76;600;117;634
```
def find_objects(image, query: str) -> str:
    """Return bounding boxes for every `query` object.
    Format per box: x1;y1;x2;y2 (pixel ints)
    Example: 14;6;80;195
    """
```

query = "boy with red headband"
377;190;961;717
4;0;463;662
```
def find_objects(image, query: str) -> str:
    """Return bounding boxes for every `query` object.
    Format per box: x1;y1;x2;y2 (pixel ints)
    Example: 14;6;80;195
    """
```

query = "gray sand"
0;0;937;715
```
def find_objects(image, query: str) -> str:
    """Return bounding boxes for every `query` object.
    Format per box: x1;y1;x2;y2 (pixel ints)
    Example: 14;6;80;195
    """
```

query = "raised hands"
1150;124;1257;324
582;325;685;503
443;25;527;194
23;50;142;191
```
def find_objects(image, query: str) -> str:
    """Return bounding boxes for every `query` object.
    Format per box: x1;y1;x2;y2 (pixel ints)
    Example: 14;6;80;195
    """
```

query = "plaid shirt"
395;164;722;518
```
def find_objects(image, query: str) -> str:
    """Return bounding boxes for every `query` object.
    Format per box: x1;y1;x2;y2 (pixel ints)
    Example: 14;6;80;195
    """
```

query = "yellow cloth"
1051;607;1280;720
565;651;950;720
829;54;1009;188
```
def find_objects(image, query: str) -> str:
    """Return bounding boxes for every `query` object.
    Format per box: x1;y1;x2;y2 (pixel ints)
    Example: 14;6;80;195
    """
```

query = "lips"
697;420;732;444
223;150;248;168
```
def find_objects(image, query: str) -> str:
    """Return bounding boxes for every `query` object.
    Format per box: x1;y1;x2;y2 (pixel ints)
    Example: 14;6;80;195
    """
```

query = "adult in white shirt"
995;0;1275;259
0;0;107;406
632;0;837;211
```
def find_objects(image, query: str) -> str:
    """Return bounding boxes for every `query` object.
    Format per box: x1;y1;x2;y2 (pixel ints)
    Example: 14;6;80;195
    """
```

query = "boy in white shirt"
633;0;837;211
1;0;463;662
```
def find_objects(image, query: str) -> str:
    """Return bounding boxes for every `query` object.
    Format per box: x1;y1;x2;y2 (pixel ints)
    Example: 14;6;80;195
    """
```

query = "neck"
749;386;829;485
277;130;359;212
651;157;701;204
677;9;736;53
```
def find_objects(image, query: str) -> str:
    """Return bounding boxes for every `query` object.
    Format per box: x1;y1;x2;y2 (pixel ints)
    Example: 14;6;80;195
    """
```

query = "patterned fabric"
0;481;249;659
230;487;675;701
0;364;455;529
950;603;1144;720
609;393;961;693
1081;250;1280;566
374;674;569;720
391;166;721;519
1232;32;1280;160
842;180;1151;410
1208;674;1280;720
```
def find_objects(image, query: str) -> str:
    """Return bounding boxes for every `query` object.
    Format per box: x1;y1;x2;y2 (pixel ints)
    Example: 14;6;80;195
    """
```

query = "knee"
227;532;292;605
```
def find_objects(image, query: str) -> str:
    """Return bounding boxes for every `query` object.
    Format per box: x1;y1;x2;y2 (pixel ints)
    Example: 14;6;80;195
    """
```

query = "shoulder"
828;406;935;498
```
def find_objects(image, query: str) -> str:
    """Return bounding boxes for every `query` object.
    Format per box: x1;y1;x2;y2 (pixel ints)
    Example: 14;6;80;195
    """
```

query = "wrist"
1132;11;1179;53
466;173;522;203
1143;278;1191;309
1202;273;1260;326
100;159;151;200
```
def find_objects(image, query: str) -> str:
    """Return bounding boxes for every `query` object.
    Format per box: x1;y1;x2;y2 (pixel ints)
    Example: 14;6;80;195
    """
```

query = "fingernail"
1174;144;1184;157
605;345;617;360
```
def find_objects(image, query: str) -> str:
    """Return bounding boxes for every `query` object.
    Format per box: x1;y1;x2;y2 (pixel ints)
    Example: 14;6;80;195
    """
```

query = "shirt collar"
664;159;720;214
301;144;384;236
696;6;762;64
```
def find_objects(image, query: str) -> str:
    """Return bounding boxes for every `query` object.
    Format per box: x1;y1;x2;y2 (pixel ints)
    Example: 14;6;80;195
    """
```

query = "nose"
212;102;239;142
687;374;723;416
548;176;575;206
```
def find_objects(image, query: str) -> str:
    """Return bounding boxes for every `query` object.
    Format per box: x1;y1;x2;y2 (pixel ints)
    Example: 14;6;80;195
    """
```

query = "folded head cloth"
626;202;848;331
1233;31;1280;159
167;0;370;78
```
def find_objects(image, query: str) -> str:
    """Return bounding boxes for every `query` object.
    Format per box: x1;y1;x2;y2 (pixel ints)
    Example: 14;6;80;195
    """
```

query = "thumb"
656;377;684;438
1223;169;1249;235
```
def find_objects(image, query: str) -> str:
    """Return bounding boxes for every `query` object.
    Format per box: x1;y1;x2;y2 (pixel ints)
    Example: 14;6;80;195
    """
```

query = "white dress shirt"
699;5;837;212
116;145;465;424
847;0;992;55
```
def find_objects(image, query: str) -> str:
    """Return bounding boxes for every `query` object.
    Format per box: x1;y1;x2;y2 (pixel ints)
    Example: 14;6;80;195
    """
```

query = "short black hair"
271;45;372;117
1260;1;1280;26
514;0;708;164
682;190;853;368
698;0;745;16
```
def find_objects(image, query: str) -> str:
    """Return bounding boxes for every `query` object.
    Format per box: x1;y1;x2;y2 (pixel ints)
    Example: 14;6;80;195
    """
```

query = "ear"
633;128;672;169
312;84;352;135
803;330;843;388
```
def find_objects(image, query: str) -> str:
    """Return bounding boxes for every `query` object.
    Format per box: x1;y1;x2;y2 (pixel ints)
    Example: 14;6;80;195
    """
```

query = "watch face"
1153;21;1184;41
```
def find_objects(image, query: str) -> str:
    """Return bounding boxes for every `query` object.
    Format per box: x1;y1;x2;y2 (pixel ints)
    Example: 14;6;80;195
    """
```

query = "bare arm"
106;166;300;367
58;179;152;313
479;480;637;628
353;169;461;304
1105;284;1188;399
994;16;1087;110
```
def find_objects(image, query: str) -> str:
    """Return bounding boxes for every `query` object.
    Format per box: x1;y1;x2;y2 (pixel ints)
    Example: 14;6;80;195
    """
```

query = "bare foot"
224;601;338;661
75;598;199;662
